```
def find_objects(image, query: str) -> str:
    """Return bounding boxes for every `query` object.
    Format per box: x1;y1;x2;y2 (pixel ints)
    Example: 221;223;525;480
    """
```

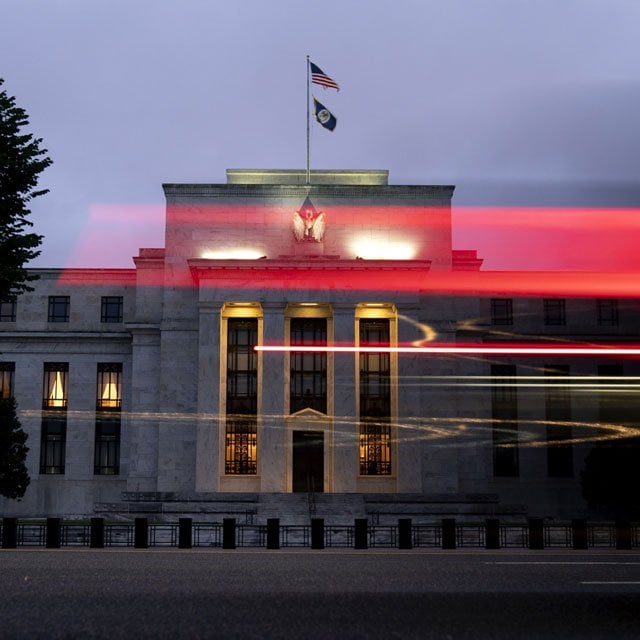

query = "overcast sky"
2;0;640;270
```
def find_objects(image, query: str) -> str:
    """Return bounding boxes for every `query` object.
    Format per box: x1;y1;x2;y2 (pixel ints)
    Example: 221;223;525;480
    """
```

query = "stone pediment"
287;407;330;427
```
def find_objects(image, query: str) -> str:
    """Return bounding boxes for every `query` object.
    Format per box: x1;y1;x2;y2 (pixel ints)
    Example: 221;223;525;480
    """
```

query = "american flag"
310;62;339;91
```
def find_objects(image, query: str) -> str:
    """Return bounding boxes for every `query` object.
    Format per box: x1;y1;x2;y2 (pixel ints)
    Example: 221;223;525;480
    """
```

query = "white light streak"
255;345;640;357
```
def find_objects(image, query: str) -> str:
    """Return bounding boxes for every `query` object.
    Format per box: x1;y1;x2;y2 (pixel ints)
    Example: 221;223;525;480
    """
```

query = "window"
95;363;122;475
101;296;123;323
545;365;573;478
290;318;327;414
1;363;15;398
226;320;257;415
48;296;70;322
543;298;566;326
225;418;257;475
43;362;68;408
40;415;66;474
491;298;513;325
96;363;122;409
598;363;627;425
491;364;519;477
597;299;618;326
225;319;258;475
95;415;121;475
359;319;391;475
41;363;68;474
0;300;16;322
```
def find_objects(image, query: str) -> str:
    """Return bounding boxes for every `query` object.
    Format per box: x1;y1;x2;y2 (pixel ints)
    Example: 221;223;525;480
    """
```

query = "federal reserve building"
1;169;638;521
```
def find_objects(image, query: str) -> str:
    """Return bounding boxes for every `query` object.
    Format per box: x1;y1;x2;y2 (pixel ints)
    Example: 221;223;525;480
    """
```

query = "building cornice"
163;183;455;201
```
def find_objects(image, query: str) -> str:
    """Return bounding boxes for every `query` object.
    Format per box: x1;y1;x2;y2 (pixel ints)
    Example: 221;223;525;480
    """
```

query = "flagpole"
306;55;310;185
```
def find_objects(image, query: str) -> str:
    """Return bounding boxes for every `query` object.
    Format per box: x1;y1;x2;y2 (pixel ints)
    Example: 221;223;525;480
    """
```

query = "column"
332;305;357;492
195;303;222;492
260;303;286;491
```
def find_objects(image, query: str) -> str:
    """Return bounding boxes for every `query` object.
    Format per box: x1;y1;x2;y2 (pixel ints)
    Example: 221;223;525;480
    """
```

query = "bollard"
398;518;412;550
266;518;280;549
46;517;61;549
615;521;632;550
485;518;500;549
178;517;192;549
528;518;544;550
571;519;588;550
134;517;148;548
90;517;104;548
223;518;236;549
354;518;368;550
442;518;457;549
311;518;324;549
1;517;18;549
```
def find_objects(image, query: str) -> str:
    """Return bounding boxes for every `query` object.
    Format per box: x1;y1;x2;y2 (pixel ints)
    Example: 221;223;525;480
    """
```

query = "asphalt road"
1;549;639;639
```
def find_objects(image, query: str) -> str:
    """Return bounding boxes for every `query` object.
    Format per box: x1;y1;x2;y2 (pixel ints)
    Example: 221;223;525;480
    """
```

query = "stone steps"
94;492;527;524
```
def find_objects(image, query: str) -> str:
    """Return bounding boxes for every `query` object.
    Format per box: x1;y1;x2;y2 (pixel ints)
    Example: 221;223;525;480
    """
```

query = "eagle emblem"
293;203;326;242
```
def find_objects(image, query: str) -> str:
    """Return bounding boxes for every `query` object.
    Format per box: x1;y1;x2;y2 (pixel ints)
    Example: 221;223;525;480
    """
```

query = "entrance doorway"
292;431;324;493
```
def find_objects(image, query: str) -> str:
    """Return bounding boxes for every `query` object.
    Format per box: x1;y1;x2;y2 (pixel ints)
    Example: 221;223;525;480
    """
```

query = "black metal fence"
1;517;638;550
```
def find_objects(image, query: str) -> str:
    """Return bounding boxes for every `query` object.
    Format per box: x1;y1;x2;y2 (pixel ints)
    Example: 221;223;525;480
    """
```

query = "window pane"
545;365;573;477
359;319;391;475
94;415;121;474
0;363;15;399
43;363;69;408
491;298;513;325
225;419;257;475
40;415;66;474
290;318;327;414
0;301;16;322
491;364;519;477
48;296;70;322
97;363;122;408
101;296;123;323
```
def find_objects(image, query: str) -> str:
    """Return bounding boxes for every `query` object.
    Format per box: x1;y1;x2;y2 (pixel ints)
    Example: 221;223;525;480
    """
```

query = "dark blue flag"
313;97;337;131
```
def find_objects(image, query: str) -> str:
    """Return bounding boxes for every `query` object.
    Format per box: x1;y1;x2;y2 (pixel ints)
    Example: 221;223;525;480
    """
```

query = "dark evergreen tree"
581;438;640;519
0;396;30;500
0;77;52;301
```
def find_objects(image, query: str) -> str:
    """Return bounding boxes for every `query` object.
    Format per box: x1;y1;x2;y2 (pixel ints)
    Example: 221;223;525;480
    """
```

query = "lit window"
225;418;257;475
596;299;618;326
0;300;16;322
101;296;123;323
95;363;122;475
41;363;68;474
43;363;68;408
48;296;70;322
0;363;15;399
491;298;513;326
97;363;122;409
225;318;258;475
359;319;391;475
543;299;566;326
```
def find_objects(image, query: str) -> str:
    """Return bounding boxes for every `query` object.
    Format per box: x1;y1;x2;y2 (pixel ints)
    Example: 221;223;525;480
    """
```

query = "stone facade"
1;169;638;519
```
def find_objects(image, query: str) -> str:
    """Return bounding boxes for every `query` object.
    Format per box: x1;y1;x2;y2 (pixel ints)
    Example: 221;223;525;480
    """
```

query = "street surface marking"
581;581;640;585
486;561;640;565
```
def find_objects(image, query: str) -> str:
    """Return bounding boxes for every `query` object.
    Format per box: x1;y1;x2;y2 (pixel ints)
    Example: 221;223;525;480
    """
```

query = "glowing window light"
201;249;265;260
97;364;122;409
101;381;121;408
49;371;66;407
351;239;416;260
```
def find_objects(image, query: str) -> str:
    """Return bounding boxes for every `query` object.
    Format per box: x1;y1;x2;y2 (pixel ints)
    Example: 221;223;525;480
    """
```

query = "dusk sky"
2;0;640;270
